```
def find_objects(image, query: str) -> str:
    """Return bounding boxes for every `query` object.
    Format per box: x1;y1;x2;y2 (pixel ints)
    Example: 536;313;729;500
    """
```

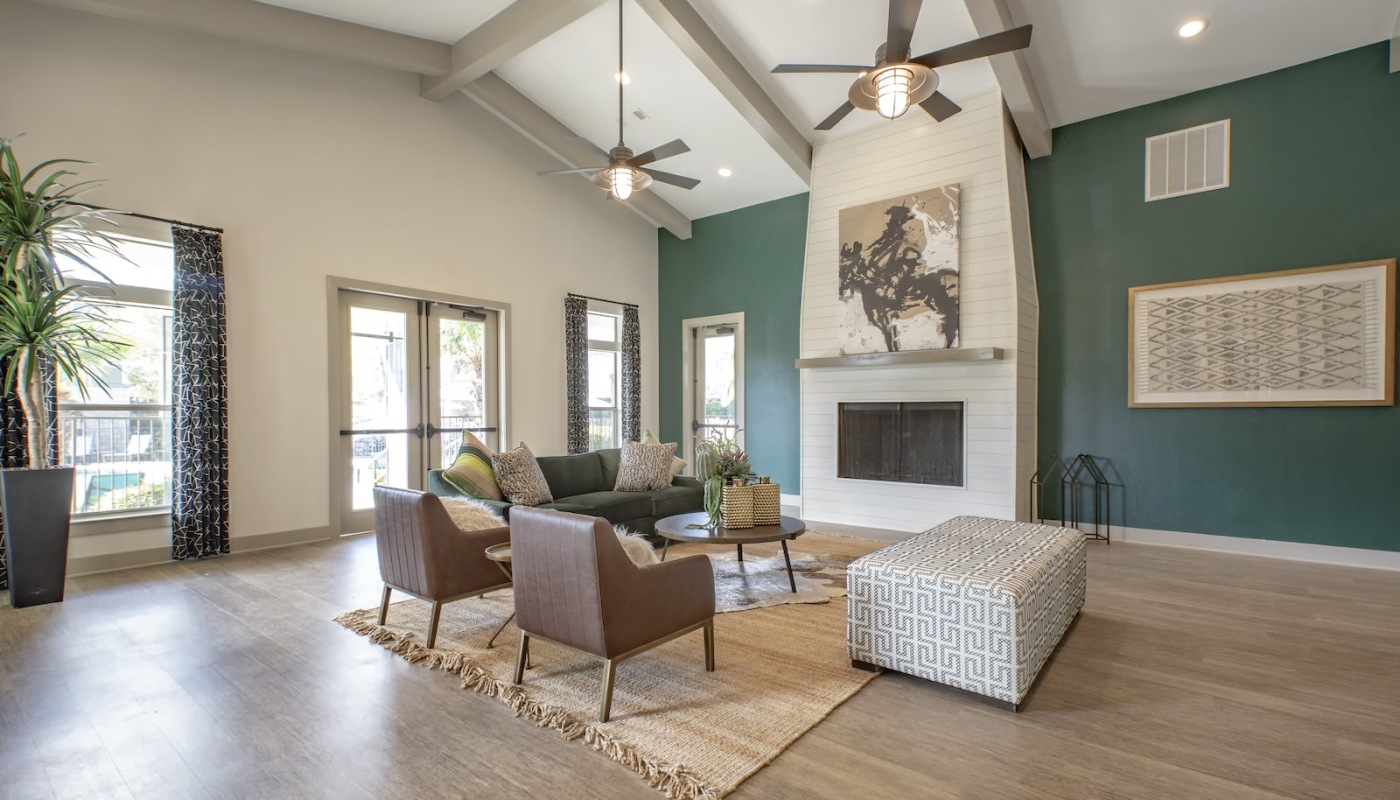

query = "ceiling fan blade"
919;91;962;122
912;24;1032;69
886;0;922;60
639;168;700;190
772;64;872;74
537;167;604;176
630;139;690;167
815;101;856;131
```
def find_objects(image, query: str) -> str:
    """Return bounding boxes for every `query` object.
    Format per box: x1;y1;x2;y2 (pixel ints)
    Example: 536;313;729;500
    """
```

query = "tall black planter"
1;468;73;608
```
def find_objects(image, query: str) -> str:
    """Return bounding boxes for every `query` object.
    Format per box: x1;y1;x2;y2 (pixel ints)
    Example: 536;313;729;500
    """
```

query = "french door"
337;290;500;534
690;321;742;450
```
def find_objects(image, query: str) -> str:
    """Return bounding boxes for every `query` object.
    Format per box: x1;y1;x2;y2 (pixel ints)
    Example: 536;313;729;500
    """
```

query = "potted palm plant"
0;138;121;607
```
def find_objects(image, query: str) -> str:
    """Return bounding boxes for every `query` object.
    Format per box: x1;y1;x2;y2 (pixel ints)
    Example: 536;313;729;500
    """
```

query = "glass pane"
587;312;617;343
349;306;411;510
588;349;617;408
57;301;173;406
59;407;171;513
438;316;489;462
589;409;618;451
701;333;736;442
56;236;175;291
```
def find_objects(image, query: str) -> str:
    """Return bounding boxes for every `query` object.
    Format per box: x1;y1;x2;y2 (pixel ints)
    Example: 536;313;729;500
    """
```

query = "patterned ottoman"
847;516;1086;709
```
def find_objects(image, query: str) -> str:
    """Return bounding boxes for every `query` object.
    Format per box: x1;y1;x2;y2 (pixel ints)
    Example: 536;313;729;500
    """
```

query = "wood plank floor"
2;531;1398;799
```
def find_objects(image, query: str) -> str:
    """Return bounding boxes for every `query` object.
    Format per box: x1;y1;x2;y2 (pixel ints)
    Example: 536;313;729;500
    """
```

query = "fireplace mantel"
795;347;1004;370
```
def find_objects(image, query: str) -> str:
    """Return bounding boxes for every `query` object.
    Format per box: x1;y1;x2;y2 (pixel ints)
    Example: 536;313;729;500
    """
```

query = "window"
587;308;621;450
56;235;174;516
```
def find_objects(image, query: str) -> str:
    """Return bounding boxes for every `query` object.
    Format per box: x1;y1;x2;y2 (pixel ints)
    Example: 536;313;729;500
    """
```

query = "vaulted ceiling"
39;0;1400;228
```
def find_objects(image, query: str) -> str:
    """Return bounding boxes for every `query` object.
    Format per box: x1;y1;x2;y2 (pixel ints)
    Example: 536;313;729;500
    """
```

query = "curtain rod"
568;292;637;308
73;202;224;234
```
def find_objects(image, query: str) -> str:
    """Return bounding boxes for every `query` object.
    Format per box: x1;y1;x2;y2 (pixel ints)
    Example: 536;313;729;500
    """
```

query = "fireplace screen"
837;402;964;487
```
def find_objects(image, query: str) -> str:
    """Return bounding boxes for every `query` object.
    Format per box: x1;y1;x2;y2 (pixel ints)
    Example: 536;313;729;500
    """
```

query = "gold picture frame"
1128;259;1396;408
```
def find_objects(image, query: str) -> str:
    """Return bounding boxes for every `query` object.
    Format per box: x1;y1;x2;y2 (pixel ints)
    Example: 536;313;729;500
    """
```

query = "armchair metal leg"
599;659;618;723
513;632;530;685
703;619;715;672
378;585;392;625
426;601;443;649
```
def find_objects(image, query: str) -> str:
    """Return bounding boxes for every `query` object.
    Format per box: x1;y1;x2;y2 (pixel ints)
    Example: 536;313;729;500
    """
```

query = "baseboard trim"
66;526;337;577
1054;521;1400;572
780;493;800;507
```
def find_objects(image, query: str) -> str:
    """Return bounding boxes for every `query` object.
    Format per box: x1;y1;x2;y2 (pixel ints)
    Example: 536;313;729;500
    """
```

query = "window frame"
59;233;176;528
586;305;623;451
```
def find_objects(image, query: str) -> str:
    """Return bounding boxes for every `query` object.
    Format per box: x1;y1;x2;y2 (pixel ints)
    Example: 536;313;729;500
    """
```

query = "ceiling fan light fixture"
609;166;635;200
1177;18;1207;38
874;65;915;119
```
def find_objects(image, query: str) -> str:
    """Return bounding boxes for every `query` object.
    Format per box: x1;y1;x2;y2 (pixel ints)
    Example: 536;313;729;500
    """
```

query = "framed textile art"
1129;259;1396;408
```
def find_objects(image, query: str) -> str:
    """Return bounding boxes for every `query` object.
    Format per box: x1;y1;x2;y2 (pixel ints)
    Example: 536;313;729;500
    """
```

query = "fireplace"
837;402;964;487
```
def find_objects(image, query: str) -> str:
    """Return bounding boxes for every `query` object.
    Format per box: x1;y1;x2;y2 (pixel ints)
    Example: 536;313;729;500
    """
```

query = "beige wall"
0;1;660;560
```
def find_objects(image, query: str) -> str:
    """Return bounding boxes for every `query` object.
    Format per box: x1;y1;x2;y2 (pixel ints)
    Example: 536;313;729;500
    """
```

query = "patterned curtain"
564;295;589;455
620;305;641;444
170;227;230;561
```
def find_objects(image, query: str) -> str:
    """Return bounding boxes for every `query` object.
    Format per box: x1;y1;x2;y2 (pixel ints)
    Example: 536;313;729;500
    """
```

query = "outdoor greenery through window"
56;235;174;515
587;308;621;450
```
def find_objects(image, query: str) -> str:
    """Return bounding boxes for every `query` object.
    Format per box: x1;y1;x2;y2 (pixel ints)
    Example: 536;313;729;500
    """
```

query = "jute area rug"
336;533;880;800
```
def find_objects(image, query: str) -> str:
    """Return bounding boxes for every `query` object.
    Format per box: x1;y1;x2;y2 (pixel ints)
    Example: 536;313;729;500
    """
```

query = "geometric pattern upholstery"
848;516;1085;705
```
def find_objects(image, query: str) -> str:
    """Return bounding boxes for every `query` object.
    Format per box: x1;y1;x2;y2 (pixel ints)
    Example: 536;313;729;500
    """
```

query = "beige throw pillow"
614;440;677;492
643;430;687;476
491;443;554;506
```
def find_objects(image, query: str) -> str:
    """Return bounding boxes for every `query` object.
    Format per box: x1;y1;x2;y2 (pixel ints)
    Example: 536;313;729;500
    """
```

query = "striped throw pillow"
442;432;504;501
615;440;677;492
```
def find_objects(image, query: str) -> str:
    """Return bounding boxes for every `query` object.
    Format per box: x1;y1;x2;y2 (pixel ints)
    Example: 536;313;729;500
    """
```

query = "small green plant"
693;434;753;526
0;138;124;469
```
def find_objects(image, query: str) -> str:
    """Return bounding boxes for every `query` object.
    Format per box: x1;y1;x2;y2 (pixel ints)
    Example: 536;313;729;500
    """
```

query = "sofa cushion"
556;491;654;524
596;448;622;489
615;441;677;491
440;431;504;501
536;452;605;499
650;483;703;518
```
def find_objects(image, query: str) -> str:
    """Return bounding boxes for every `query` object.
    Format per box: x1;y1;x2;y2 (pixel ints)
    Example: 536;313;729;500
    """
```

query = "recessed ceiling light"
1177;18;1207;38
615;71;631;85
718;167;733;178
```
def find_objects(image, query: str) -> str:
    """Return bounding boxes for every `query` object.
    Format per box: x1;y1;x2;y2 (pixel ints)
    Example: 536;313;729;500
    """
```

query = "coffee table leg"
781;539;796;593
661;539;670;562
737;543;743;562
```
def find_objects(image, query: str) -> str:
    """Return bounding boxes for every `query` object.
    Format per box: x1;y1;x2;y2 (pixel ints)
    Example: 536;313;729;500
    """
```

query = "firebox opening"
837;401;965;487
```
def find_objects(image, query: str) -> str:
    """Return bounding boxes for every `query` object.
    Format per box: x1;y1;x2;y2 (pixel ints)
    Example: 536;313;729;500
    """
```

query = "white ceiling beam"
26;0;452;76
633;0;812;183
462;73;693;239
1391;10;1400;73
420;0;609;102
960;0;1053;158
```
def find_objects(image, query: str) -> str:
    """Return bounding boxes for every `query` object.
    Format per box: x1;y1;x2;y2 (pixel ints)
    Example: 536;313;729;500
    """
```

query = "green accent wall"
1028;43;1400;552
658;193;809;491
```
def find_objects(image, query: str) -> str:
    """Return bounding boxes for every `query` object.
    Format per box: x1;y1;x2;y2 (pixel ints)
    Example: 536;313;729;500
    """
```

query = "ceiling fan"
537;0;699;201
772;0;1033;131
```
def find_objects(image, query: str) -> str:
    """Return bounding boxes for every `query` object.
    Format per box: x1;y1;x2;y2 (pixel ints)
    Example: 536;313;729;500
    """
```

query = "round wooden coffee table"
654;512;806;593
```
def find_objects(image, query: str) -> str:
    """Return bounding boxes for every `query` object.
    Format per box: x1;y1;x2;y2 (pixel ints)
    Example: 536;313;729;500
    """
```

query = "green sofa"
427;447;702;536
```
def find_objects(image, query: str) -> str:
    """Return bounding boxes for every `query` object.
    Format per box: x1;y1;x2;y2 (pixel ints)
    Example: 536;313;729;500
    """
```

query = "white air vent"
1145;119;1230;202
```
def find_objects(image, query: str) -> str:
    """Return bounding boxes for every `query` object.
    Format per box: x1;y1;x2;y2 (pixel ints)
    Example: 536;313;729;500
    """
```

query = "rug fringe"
333;610;723;800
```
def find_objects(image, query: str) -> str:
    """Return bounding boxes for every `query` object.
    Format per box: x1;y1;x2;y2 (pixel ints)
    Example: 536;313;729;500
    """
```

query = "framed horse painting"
837;183;961;354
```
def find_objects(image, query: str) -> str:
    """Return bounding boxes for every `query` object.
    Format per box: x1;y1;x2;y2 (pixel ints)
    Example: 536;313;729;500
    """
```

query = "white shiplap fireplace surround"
798;89;1038;533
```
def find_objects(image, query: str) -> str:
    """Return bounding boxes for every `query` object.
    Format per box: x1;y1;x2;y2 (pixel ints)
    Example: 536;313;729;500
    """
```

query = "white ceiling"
495;1;809;219
253;0;1400;218
1006;0;1400;128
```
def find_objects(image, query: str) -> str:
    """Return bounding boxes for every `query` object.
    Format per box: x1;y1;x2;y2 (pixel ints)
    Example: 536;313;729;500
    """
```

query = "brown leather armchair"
508;506;716;722
373;486;512;649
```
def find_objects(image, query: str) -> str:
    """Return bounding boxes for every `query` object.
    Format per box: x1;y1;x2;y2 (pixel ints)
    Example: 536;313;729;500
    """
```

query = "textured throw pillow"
491;442;554;506
643;430;687;476
614;440;677;492
441;432;504;501
614;525;660;566
438;497;507;531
